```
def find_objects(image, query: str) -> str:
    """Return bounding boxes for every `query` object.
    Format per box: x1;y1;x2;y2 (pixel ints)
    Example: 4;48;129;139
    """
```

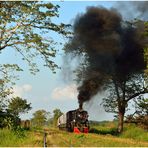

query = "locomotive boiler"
57;108;89;133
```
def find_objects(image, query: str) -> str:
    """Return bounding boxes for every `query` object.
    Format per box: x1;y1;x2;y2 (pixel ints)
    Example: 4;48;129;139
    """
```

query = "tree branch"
113;78;121;100
0;41;26;51
126;89;148;102
0;23;7;40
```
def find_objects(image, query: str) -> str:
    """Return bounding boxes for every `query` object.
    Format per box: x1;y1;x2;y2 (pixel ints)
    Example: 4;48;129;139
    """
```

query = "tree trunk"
118;111;125;133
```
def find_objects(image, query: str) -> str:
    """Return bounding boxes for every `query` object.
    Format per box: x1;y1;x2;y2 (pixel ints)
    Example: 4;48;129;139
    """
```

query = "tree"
0;64;22;111
8;96;32;117
125;98;148;129
53;108;63;126
102;73;147;132
64;7;148;133
0;1;69;127
0;1;70;74
143;21;148;95
0;96;30;129
31;109;48;128
0;64;23;128
135;98;148;115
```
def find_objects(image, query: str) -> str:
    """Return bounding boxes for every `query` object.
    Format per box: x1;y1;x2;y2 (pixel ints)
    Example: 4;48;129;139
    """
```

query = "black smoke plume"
64;6;147;108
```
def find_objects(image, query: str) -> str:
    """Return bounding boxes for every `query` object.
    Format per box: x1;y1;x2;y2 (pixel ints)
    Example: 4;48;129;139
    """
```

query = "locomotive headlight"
73;119;75;122
78;114;82;118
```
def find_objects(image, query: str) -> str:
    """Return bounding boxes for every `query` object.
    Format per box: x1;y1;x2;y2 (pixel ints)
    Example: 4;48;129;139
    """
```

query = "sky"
1;1;145;121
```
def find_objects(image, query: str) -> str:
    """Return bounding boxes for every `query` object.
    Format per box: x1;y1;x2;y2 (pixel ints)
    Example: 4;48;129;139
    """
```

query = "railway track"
33;128;62;147
43;131;47;147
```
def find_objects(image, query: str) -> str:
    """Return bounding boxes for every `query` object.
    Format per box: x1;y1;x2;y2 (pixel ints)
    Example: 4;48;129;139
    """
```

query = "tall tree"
0;64;22;111
102;73;147;132
135;98;148;116
0;1;70;73
53;108;63;126
8;96;32;117
64;7;148;133
31;109;48;128
143;22;148;100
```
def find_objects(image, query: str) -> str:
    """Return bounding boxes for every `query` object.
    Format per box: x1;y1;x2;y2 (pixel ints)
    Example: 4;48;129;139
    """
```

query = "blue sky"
1;1;138;121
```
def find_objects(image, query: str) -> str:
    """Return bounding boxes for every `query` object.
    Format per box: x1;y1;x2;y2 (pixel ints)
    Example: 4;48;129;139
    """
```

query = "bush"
120;124;148;141
12;126;26;138
125;115;148;130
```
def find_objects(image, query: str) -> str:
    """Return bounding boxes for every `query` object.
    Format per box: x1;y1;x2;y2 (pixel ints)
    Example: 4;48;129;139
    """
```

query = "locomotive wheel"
66;123;73;132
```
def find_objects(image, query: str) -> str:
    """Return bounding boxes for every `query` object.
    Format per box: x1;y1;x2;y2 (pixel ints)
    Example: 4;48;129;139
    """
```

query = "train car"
57;108;89;133
21;120;31;130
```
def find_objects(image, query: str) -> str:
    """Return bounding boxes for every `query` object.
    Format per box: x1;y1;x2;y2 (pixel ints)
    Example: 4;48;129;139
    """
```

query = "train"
21;120;31;130
57;108;89;133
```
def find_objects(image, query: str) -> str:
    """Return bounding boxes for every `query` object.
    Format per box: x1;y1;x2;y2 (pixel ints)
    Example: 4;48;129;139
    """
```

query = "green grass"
44;124;148;147
120;123;148;141
0;129;43;147
0;123;148;147
90;122;148;142
89;121;118;135
46;130;148;147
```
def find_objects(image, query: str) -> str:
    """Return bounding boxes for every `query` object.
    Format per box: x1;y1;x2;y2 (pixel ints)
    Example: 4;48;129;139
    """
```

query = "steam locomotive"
57;108;89;133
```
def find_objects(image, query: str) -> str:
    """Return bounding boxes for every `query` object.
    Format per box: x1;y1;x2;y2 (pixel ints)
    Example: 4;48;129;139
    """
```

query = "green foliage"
0;96;31;129
46;126;148;147
31;109;49;128
90;121;148;142
143;22;148;90
0;64;23;111
0;95;31;129
52;108;63;126
0;1;70;73
120;124;148;141
101;72;147;133
3;116;14;129
89;121;118;135
144;22;148;36
0;129;24;146
102;74;146;114
135;98;148;115
125;98;148;129
12;126;26;138
0;124;148;147
0;128;43;147
8;96;32;117
0;111;21;129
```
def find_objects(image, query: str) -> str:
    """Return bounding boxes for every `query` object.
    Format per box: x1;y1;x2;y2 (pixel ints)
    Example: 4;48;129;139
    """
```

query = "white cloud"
12;84;32;97
51;84;78;101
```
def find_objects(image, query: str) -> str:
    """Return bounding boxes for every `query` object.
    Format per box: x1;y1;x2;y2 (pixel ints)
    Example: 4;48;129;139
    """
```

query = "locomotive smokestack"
78;93;83;110
78;90;91;110
79;103;83;110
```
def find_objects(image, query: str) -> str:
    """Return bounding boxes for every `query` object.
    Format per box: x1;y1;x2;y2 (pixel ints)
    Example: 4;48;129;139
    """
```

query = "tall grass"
0;128;43;147
89;121;118;135
46;130;148;147
120;123;148;141
90;121;148;142
44;123;148;147
0;123;148;147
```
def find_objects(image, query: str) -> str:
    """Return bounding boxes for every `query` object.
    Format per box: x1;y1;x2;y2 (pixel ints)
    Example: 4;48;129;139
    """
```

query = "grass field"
45;131;148;147
0;123;148;147
0;129;43;147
